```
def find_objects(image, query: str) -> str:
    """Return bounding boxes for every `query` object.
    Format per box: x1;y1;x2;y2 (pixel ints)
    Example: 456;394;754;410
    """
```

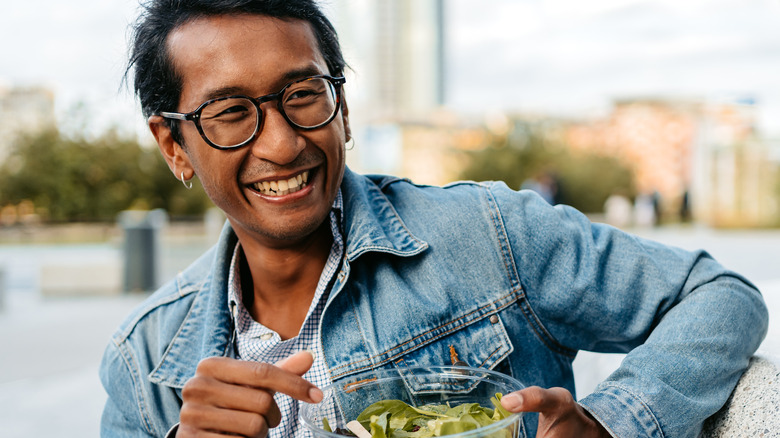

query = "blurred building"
692;102;779;228
0;86;56;161
565;99;699;215
564;98;778;227
331;0;447;177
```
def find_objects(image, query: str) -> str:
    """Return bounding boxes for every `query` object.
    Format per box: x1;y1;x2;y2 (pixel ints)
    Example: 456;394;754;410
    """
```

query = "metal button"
489;314;499;324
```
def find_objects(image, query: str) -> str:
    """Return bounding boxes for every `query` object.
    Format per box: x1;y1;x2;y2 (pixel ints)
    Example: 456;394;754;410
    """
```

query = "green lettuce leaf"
338;393;514;437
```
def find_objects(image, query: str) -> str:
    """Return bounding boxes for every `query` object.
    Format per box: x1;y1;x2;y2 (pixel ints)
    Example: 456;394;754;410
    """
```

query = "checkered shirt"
227;191;344;438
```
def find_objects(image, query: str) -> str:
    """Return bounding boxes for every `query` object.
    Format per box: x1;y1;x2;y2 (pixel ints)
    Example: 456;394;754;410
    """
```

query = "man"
100;0;768;437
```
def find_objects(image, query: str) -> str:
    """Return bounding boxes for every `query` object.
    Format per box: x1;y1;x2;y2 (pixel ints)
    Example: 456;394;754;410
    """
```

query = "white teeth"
252;170;311;197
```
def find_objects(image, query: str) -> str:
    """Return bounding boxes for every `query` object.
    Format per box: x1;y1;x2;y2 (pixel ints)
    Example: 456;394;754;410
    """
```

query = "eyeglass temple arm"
159;111;189;121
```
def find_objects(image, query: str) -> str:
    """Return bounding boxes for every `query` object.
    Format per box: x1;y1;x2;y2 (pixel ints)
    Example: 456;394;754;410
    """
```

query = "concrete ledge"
700;354;780;437
40;261;121;297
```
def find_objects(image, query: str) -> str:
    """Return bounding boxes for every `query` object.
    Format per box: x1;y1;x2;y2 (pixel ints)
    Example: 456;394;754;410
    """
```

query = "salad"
322;393;515;438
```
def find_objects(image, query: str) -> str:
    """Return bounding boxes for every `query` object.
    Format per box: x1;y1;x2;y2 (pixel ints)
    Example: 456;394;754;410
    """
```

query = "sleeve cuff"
578;384;664;438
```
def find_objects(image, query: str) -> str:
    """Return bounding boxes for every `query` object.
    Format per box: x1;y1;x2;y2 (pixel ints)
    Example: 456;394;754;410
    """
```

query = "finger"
275;351;324;403
179;403;269;437
501;386;574;413
274;350;315;375
196;356;320;402
182;374;283;428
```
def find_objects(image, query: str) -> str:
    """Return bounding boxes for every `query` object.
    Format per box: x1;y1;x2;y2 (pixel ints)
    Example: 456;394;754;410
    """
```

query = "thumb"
501;386;572;413
275;350;315;376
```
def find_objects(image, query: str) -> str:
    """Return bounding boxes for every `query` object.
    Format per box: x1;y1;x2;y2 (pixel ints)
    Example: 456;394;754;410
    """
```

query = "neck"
237;221;334;339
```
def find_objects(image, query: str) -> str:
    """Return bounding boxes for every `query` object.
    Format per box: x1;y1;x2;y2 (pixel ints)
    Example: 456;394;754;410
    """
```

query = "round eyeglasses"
160;75;346;150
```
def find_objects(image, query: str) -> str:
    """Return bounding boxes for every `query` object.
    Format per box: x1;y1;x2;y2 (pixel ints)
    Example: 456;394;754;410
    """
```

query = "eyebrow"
201;65;327;102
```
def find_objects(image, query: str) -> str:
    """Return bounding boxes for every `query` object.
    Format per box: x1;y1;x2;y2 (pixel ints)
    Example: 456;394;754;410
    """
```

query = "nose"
249;104;305;164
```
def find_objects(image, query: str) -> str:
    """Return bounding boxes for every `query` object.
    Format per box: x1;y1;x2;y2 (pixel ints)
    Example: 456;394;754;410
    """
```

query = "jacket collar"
149;167;427;388
341;167;428;260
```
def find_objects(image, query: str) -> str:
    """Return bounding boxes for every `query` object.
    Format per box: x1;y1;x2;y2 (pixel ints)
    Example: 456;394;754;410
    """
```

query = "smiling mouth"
250;170;310;197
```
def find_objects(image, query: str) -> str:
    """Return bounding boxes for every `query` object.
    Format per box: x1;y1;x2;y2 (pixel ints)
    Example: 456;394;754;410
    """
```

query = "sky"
447;0;780;134
2;0;780;139
0;0;142;136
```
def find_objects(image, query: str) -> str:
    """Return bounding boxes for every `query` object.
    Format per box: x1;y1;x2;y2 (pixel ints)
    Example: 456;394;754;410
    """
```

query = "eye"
202;99;254;121
215;105;251;118
286;88;321;102
222;104;250;114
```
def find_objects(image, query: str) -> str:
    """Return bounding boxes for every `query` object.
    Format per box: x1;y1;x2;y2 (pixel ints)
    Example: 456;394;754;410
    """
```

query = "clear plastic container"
300;365;524;438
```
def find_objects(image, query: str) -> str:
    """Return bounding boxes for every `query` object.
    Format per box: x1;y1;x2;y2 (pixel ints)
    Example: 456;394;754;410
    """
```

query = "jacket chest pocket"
392;311;514;394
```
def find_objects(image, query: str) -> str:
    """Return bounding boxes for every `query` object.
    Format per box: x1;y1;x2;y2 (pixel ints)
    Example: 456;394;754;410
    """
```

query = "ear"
340;93;352;143
148;115;194;180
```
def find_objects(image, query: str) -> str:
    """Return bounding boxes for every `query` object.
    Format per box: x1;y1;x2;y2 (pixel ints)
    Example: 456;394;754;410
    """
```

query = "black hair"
126;0;346;144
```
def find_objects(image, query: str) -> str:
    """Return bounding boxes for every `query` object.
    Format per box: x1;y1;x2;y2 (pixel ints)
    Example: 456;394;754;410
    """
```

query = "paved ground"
0;225;778;437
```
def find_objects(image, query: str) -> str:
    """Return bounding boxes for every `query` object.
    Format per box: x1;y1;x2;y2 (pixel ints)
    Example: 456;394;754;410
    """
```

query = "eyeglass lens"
199;77;339;148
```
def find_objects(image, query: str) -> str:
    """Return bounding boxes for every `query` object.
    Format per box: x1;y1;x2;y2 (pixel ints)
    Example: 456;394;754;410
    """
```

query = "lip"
245;167;317;201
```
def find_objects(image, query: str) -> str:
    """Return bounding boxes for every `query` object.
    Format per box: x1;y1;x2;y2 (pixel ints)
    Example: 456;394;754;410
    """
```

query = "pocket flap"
394;312;514;394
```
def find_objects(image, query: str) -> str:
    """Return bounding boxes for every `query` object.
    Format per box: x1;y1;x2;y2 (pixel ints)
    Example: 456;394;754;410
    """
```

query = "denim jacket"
100;167;768;438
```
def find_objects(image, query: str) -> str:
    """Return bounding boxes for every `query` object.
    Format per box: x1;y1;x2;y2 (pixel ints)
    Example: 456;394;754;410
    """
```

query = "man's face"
163;14;349;248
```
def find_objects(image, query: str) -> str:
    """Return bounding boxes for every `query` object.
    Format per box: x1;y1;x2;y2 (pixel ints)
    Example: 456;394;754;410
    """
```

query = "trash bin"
118;209;167;293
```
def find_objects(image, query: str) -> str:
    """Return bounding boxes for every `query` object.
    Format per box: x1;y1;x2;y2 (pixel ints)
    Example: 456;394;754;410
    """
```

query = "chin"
256;216;329;244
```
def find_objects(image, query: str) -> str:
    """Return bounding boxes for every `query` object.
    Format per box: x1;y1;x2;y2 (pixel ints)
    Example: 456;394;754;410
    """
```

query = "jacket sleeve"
99;339;159;437
491;183;769;438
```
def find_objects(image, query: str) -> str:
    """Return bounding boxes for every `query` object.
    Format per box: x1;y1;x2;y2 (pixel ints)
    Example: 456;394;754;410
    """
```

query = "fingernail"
502;393;523;411
309;387;324;403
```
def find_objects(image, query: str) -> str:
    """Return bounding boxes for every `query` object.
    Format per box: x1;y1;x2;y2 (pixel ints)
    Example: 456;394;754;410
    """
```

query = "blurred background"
1;0;779;436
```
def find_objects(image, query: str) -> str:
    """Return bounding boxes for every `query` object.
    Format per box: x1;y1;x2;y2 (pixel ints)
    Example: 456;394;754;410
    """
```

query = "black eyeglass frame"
159;75;346;150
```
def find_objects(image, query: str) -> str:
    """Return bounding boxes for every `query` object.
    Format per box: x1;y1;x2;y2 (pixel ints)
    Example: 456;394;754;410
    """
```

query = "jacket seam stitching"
483;184;524;293
477;343;507;369
330;291;519;378
595;382;665;438
349;291;375;368
478;315;514;368
116;281;201;342
485;183;577;358
517;295;577;358
391;323;510;370
332;290;514;370
148;291;202;385
114;338;158;436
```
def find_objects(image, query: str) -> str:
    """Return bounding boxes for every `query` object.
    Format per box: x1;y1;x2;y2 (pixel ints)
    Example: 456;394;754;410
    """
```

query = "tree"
0;127;212;222
458;125;635;213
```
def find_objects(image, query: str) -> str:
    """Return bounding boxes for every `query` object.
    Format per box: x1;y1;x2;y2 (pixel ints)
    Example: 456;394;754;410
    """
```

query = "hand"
176;351;323;437
500;386;611;438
